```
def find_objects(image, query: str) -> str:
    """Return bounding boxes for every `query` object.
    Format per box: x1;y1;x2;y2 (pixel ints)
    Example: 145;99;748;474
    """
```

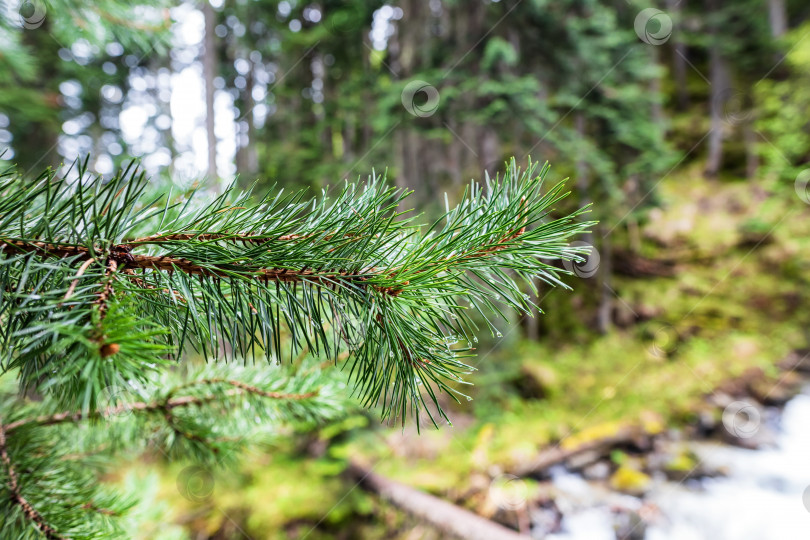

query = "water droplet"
473;337;479;343
465;396;472;401
496;331;503;338
389;352;394;358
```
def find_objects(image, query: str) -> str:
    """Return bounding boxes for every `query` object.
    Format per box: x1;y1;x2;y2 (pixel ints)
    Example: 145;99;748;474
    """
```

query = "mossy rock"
514;363;558;400
609;466;651;495
663;451;699;481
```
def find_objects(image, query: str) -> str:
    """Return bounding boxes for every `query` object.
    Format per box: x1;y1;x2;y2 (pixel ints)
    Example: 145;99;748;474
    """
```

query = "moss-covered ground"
131;168;810;539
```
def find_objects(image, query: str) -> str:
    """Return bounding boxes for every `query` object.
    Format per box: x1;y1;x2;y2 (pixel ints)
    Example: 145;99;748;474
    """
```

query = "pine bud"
100;343;120;357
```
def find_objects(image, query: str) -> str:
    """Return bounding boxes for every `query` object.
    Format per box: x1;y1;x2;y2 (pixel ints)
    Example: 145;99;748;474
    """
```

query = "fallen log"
612;249;677;278
346;461;530;540
510;425;647;477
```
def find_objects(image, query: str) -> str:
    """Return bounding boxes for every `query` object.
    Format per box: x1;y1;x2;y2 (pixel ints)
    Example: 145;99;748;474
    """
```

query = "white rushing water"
546;389;810;540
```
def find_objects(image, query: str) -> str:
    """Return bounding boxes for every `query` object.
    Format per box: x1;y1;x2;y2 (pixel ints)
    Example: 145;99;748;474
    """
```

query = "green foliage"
0;155;590;537
0;361;345;539
0;157;591;425
755;22;810;182
0;0;172;170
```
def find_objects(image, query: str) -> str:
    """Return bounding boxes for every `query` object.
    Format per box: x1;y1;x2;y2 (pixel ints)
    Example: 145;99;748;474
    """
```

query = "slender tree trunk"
649;47;664;126
447;119;463;186
768;0;788;65
524;279;540;341
243;62;258;175
575;114;609;333
744;120;759;179
705;0;730;177
767;0;787;38
16;19;60;172
479;127;499;175
666;0;690;110
202;0;218;180
597;229;613;334
574;113;593;246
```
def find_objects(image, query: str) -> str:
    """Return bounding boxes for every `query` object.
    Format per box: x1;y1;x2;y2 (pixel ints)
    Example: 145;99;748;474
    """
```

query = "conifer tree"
0;157;591;538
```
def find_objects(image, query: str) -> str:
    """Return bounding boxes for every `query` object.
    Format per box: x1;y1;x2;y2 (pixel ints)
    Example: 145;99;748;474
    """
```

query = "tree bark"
704;0;730;177
574;113;594;247
597;228;613;334
16;18;60;172
236;60;258;176
744;120;759;180
649;47;664;126
346;461;531;540
202;0;218;181
666;0;690;110
767;0;787;38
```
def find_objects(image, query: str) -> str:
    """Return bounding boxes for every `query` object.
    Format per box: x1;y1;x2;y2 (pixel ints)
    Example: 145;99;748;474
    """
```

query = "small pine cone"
100;343;120;357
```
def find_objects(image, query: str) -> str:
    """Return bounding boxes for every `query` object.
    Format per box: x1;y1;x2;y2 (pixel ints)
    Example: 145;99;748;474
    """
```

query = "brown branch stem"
0;239;398;294
61;257;96;303
0;421;67;540
0;220;524;300
2;382;318;434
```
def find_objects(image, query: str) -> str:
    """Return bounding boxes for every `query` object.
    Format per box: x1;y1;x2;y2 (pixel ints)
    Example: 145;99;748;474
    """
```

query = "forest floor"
129;167;810;539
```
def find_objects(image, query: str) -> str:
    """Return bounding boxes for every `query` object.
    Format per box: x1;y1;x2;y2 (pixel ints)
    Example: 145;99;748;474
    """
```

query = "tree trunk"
666;0;690;110
574;113;594;247
705;0;730;177
346;461;531;540
16;18;60;172
202;0;218;181
649;47;664;126
236;60;258;176
744;120;759;180
597;228;613;334
767;0;787;38
524;279;541;341
479;127;499;175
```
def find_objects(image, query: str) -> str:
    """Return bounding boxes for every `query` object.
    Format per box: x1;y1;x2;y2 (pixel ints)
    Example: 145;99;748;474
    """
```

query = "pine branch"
2;382;318;433
0;238;404;294
0;157;594;424
0;362;347;539
0;421;65;540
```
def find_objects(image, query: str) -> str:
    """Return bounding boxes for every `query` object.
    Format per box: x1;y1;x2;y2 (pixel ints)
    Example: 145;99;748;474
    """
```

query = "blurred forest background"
3;0;810;538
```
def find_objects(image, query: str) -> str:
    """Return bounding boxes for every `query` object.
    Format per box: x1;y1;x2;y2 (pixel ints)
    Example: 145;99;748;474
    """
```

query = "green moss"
137;167;810;537
665;451;698;473
610;466;652;495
